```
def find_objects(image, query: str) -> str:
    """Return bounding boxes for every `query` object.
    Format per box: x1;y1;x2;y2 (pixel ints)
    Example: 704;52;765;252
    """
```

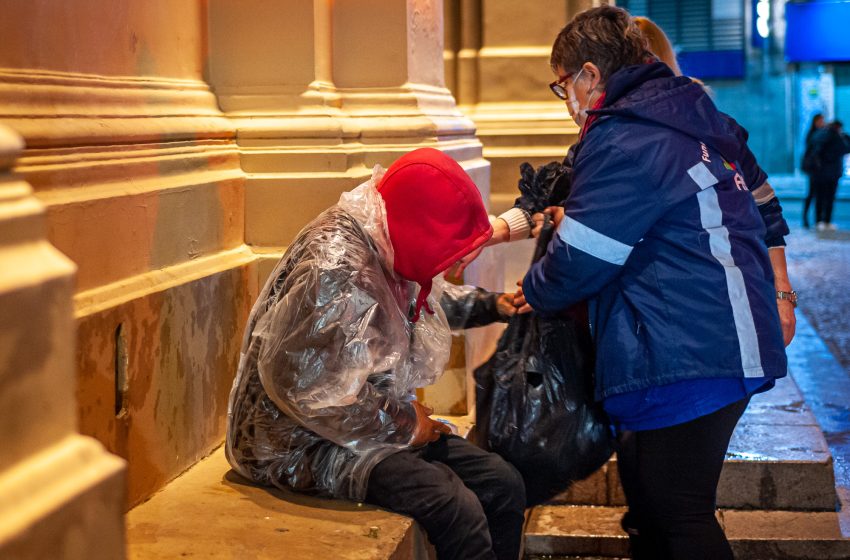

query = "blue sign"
786;1;850;62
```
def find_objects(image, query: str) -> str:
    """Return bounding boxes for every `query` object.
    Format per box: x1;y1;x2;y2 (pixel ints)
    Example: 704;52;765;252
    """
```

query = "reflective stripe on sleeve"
558;216;633;266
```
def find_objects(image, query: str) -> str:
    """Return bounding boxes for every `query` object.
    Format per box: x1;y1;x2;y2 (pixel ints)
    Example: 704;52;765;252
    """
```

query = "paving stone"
723;509;850;559
548;464;609;506
524;505;629;558
569;376;837;511
722;423;836;510
605;457;626;507
526;505;850;559
742;376;820;427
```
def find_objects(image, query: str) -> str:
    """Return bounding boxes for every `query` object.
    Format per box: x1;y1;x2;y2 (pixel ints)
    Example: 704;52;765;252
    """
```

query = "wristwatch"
776;290;798;308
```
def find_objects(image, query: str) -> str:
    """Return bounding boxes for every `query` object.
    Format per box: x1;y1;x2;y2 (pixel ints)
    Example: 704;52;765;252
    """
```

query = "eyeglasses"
549;73;573;100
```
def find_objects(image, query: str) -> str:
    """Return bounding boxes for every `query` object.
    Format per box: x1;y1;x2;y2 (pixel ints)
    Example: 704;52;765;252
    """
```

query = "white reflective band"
558;216;633;266
696;188;765;378
688;162;719;191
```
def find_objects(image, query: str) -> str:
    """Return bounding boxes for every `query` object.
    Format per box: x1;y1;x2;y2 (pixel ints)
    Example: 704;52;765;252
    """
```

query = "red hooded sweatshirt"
377;148;493;322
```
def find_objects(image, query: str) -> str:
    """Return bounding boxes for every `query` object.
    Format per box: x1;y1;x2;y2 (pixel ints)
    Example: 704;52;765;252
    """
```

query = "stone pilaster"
207;0;502;414
445;0;581;213
0;124;126;559
0;0;254;507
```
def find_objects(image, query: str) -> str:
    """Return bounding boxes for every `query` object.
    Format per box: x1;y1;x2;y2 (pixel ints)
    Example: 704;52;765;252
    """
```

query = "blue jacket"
523;63;787;400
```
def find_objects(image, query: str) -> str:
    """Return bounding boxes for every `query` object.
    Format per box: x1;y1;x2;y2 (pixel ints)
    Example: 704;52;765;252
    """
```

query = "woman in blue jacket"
517;6;790;559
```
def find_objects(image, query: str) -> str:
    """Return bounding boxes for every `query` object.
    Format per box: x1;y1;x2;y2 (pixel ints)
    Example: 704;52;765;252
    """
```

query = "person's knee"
500;460;527;511
478;455;526;513
450;489;494;540
424;481;490;530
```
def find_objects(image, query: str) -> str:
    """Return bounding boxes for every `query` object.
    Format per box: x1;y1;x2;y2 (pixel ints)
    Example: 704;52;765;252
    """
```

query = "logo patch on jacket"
700;142;711;163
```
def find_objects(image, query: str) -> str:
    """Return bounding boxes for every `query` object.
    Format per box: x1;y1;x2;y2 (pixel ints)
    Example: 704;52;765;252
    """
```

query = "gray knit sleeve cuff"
497;207;533;242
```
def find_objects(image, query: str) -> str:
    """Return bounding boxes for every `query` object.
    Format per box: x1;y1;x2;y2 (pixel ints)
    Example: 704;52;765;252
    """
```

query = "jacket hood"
592;62;749;163
378;147;492;321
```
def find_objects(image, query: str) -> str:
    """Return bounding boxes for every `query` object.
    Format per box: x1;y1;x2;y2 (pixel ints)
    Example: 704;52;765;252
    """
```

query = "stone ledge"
551;376;838;511
525;504;850;559
126;446;434;560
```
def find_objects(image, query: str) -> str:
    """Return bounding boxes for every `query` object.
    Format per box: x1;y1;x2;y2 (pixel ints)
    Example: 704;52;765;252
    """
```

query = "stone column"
445;0;579;212
0;125;125;559
0;0;253;507
208;0;502;414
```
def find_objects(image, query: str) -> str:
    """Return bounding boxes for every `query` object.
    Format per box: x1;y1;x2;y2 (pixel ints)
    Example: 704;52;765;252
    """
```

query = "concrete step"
551;376;837;511
125;414;477;560
524;504;850;559
126;446;434;560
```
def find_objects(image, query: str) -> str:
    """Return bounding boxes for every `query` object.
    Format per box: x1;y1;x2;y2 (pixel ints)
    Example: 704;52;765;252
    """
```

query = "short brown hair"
550;5;649;82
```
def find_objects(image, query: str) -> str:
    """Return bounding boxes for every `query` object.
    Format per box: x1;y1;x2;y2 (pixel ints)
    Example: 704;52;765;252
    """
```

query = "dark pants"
803;177;815;227
365;434;526;560
814;177;840;224
617;398;749;560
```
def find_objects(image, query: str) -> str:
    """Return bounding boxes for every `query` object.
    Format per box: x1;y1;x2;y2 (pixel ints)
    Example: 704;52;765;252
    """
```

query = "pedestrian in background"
518;6;789;559
801;113;826;228
809;120;850;231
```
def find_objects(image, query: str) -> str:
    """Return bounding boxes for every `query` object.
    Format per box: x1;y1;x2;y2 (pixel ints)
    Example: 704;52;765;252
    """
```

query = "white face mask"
566;68;598;128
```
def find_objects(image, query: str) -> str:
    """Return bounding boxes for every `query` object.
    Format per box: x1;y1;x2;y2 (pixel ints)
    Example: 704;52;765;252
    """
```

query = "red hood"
378;148;492;321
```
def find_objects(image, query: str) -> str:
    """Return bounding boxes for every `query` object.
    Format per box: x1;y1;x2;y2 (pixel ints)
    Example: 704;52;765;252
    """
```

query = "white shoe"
816;222;827;231
826;223;838;231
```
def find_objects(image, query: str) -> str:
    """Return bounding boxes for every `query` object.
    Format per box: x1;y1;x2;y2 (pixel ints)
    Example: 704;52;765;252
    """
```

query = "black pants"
814;177;840;224
803;177;815;227
617;398;749;560
365;434;526;560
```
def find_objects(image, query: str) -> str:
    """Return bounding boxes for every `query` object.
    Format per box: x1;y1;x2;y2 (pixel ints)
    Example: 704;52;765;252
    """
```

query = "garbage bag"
472;220;614;506
514;160;571;214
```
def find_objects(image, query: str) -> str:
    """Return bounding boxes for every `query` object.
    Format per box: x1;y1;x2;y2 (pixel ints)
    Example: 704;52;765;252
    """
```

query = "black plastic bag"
471;221;614;506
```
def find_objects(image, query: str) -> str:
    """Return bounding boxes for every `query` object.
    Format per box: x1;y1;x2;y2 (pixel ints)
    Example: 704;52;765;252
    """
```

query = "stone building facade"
0;1;592;557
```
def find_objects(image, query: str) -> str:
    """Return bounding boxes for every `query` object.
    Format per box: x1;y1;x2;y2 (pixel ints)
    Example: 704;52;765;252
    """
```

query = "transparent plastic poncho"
225;166;497;501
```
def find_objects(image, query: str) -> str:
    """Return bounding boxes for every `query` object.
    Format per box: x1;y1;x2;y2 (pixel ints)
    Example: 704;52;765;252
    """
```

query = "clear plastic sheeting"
225;166;502;501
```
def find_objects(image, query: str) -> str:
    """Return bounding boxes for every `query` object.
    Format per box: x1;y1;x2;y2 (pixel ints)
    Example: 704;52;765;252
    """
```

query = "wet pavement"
782;199;850;528
784;214;850;373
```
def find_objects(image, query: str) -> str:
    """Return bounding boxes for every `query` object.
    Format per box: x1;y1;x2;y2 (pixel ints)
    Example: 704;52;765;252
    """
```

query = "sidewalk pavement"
786;228;850;529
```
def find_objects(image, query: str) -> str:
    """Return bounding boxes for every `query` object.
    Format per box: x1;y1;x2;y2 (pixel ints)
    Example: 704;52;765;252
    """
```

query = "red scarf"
578;92;607;142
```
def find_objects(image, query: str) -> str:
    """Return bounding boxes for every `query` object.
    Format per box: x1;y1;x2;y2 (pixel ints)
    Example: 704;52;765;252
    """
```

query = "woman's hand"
769;248;796;347
545;206;565;229
777;298;796;347
531;206;566;238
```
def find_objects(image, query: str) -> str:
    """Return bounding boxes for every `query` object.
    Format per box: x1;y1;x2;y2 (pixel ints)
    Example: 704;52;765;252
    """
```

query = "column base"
0;434;127;560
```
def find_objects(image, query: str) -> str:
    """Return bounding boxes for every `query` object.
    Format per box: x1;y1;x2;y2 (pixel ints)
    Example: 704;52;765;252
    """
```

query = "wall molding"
0;68;233;148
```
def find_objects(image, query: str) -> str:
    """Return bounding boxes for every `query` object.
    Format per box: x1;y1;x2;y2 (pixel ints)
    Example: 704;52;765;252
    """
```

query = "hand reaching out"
512;280;534;314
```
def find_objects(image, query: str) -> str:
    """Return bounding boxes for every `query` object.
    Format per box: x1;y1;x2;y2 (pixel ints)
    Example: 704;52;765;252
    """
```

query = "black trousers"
814;177;840;224
803;177;815;227
365;434;526;560
617;398;749;560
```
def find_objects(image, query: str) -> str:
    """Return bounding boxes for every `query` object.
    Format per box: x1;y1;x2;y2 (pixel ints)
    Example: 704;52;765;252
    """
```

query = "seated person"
225;148;526;560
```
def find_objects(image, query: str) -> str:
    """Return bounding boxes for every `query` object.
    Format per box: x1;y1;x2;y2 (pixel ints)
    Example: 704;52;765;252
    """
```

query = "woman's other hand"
777;298;796;347
513;280;534;314
544;206;565;229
